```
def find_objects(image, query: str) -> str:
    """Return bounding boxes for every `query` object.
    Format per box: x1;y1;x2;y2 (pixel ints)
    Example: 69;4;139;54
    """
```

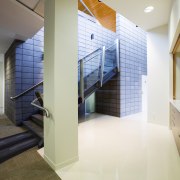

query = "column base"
44;154;79;171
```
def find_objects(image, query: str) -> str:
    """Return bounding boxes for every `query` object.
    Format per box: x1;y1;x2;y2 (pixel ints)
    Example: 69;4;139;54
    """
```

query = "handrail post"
116;39;120;72
80;59;84;103
100;46;106;87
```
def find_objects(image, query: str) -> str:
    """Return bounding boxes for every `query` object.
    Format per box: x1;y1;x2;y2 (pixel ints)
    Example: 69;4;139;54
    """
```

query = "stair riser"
23;121;43;139
0;132;34;150
31;117;43;127
0;139;39;163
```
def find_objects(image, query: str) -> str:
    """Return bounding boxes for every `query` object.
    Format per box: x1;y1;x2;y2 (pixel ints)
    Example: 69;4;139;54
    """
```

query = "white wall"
147;25;170;126
169;0;180;52
0;54;4;114
174;53;180;99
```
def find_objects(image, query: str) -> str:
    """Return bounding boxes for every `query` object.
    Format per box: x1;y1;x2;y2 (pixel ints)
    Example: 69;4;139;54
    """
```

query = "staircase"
23;114;44;147
78;39;120;103
0;131;40;163
0;39;119;163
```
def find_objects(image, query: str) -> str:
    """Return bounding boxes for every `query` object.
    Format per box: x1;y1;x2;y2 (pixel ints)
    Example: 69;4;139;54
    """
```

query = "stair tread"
0;131;34;150
23;121;43;139
31;114;43;127
0;137;39;163
31;114;43;121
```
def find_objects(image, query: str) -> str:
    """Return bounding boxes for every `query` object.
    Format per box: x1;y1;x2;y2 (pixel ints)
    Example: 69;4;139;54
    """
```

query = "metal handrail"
31;98;49;117
100;46;106;87
79;60;84;102
78;48;101;66
105;43;116;51
10;81;43;101
78;39;119;66
83;51;102;64
115;39;120;72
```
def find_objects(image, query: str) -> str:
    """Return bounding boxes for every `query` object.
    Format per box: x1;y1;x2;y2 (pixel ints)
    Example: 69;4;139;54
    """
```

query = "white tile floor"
54;113;180;180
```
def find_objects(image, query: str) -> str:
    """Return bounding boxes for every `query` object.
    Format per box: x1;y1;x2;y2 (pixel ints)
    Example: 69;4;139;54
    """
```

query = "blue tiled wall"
5;28;44;124
78;11;117;117
78;11;116;60
5;11;147;123
16;28;44;123
96;13;147;117
117;14;147;116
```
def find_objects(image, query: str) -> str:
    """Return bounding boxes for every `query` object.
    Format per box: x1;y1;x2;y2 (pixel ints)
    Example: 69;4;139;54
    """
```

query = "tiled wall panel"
78;11;117;117
96;14;147;117
117;14;147;116
5;28;44;124
5;11;147;122
78;11;116;60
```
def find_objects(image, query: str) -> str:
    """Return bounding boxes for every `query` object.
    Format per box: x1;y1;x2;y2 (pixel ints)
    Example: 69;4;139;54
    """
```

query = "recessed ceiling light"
144;6;154;13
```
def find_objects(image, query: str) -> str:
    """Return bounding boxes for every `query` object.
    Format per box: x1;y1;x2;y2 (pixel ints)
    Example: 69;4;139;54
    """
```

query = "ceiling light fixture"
144;6;154;13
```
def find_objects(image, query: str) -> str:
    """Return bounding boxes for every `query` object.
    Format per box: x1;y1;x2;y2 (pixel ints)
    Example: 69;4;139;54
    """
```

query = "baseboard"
148;120;169;127
44;154;79;171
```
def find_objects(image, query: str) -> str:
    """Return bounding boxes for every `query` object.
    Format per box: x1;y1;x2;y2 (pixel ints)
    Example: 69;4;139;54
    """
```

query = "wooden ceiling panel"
18;0;116;32
78;0;92;16
78;0;116;32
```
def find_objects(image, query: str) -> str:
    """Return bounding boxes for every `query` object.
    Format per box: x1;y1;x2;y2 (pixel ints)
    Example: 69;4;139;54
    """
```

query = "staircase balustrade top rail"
10;81;43;101
78;38;120;102
78;47;101;65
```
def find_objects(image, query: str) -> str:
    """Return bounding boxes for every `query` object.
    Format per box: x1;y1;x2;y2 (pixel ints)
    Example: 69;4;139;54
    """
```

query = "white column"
44;0;78;170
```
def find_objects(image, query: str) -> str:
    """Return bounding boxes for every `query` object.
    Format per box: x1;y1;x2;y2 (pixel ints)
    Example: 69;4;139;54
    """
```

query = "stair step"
0;131;34;150
23;120;43;139
0;137;39;163
31;114;43;127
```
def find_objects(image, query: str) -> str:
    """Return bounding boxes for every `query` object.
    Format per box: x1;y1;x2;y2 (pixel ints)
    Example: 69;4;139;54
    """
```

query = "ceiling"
103;0;174;31
79;0;116;32
0;0;174;54
0;0;44;54
17;0;44;17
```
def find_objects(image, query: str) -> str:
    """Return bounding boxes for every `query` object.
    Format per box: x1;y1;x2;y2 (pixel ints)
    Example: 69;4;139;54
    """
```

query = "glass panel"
84;51;102;91
78;40;118;98
103;43;117;76
78;49;102;96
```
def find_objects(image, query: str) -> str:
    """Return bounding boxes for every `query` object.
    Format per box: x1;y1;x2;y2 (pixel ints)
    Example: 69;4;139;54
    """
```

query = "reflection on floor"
56;113;180;180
